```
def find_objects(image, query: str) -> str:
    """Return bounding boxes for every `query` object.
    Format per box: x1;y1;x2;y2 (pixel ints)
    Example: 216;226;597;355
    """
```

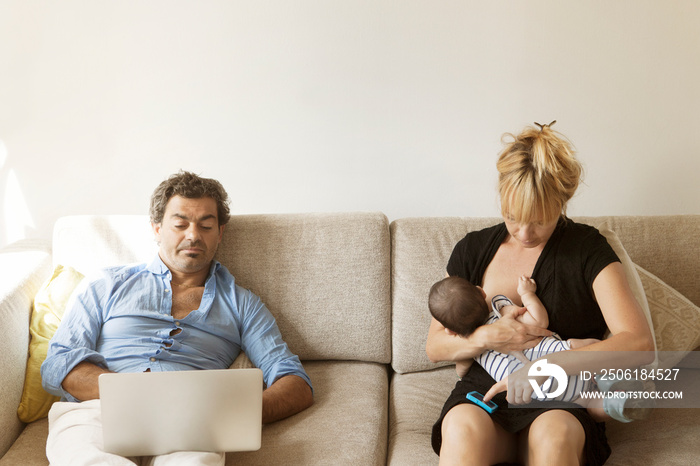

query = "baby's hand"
517;275;536;295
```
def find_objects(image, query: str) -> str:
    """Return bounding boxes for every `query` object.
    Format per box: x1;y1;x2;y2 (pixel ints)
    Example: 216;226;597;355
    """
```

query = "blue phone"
466;391;498;413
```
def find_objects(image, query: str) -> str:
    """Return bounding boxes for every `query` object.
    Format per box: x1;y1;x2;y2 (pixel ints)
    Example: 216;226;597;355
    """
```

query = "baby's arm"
516;276;549;328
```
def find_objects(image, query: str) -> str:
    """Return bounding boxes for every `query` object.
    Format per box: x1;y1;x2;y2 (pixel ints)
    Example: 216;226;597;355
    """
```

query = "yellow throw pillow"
635;263;700;369
17;265;84;423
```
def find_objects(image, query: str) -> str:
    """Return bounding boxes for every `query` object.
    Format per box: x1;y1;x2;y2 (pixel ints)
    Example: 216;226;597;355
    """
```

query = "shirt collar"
147;255;170;275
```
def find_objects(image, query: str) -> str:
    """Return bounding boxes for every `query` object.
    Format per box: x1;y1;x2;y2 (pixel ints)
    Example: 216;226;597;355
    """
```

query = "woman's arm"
545;261;654;361
425;312;553;363
484;262;654;403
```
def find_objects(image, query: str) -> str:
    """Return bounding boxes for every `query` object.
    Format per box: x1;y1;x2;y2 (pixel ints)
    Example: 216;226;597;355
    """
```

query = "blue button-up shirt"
41;256;311;402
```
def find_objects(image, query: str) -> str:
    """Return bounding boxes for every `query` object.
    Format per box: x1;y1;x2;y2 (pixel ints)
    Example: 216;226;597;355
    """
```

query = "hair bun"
534;120;557;131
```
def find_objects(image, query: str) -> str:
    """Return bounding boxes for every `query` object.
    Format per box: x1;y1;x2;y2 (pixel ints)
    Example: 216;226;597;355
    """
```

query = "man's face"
152;195;224;276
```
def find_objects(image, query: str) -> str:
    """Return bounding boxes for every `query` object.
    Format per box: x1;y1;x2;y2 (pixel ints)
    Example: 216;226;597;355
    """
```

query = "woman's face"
503;215;559;249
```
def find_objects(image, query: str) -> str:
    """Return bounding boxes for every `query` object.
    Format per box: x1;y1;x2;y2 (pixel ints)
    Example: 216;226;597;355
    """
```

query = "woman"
426;122;653;465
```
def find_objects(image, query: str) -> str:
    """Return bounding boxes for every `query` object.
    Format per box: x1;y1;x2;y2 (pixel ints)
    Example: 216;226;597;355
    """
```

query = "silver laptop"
99;368;263;457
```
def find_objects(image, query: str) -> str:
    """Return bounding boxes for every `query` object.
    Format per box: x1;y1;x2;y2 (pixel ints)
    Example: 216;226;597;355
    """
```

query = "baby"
429;276;597;378
428;275;650;422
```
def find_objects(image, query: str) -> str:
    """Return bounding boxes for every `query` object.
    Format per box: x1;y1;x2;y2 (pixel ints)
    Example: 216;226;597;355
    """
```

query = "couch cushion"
2;361;389;466
0;418;48;466
604;367;700;465
227;361;388;465
387;367;456;465
52;213;391;364
390;217;499;374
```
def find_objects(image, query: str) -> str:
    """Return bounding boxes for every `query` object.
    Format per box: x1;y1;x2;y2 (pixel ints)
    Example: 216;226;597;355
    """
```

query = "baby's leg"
567;337;600;350
553;387;611;422
582;399;610;422
578;391;652;423
455;361;471;378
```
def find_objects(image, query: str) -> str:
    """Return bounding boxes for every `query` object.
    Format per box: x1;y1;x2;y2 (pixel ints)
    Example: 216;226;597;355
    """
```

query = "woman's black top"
433;218;620;465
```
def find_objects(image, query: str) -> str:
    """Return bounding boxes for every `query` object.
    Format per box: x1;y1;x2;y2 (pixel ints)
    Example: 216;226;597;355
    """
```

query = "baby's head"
429;276;489;337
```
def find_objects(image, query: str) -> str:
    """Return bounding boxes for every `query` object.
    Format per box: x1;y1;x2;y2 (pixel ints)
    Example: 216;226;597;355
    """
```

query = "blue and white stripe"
474;295;593;403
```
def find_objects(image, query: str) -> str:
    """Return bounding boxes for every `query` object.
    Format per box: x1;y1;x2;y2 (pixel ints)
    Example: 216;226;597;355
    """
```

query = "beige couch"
1;213;699;465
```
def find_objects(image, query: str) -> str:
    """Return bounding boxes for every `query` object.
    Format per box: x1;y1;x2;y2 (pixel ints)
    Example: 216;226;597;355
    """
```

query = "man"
41;171;313;465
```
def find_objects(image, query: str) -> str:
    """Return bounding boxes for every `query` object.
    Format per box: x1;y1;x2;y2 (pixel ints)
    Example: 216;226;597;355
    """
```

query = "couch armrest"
0;239;52;457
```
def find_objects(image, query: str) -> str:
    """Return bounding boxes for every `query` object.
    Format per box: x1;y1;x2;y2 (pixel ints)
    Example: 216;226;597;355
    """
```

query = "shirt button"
175;321;180;326
150;357;156;362
165;289;170;293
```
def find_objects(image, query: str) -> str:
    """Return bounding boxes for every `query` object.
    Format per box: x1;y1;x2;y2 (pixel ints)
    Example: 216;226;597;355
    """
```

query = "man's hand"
481;308;551;354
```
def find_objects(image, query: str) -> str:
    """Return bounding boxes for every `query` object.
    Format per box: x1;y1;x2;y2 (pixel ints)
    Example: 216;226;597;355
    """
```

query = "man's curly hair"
149;171;230;226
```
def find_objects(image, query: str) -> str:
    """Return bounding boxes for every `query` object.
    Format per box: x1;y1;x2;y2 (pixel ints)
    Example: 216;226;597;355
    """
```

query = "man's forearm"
61;361;112;401
262;374;313;424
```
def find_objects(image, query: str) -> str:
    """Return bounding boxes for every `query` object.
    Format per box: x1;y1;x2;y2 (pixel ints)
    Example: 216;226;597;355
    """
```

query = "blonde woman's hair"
497;122;582;224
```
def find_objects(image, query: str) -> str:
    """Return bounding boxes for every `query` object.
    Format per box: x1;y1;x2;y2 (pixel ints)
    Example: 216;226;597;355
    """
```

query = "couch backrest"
53;216;158;274
52;212;391;364
390;215;700;374
217;212;391;363
390;217;500;374
575;216;700;305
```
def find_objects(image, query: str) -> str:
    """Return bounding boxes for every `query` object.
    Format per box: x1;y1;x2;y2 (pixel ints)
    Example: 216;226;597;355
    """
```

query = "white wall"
1;1;699;248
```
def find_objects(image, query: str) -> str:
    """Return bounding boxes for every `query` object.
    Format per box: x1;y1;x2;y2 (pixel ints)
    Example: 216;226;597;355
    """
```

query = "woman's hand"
481;308;552;354
425;309;551;364
482;375;508;404
483;362;548;405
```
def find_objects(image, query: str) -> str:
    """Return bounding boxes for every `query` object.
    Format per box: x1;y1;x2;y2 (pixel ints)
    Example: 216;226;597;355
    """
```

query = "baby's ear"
444;328;458;336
